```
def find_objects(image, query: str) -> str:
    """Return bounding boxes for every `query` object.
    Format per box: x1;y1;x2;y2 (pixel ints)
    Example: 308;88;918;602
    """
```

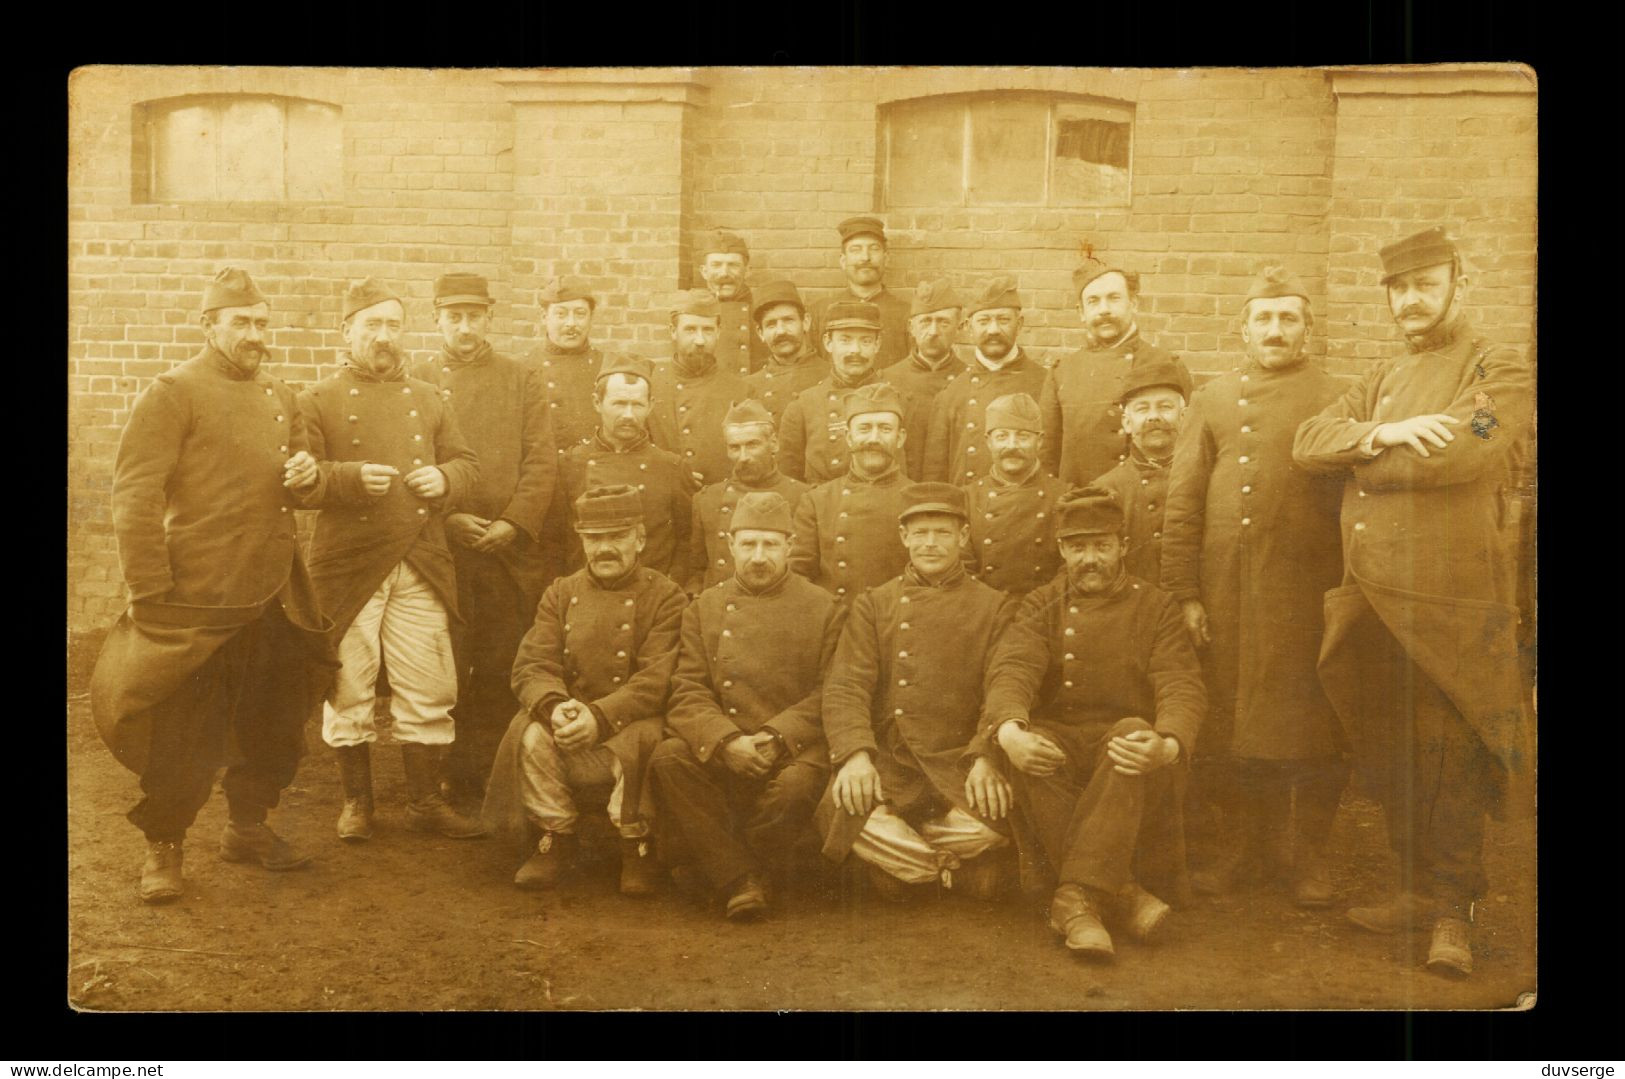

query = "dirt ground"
66;637;1535;1013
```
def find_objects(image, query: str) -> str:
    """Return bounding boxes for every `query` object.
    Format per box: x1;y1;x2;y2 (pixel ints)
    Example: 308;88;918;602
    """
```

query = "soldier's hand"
1372;413;1459;458
1181;599;1211;649
964;756;1012;821
720;733;774;778
553;703;599;752
446;513;489;547
404;465;448;499
283;450;319;492
997;721;1068;777
832;751;883;816
1107;726;1179;776
471;519;519;553
750;730;785;766
359;462;399;497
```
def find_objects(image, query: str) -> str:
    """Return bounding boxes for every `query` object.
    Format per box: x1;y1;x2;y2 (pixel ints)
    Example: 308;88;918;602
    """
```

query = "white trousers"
322;561;457;748
850;804;1009;885
519;722;646;839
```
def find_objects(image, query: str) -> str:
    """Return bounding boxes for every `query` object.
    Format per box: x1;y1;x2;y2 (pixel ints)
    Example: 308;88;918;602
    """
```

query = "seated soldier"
982;486;1206;961
651;491;845;921
480;484;687;895
1090;360;1192;584
817;482;1018;902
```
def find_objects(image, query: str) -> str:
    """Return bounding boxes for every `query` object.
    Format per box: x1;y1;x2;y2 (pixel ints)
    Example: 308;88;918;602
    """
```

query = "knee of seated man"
649;735;699;773
1108;716;1154;739
519;719;557;754
763;760;826;809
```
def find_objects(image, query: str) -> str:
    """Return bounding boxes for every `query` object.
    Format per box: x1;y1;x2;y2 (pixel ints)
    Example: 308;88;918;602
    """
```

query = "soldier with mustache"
961;393;1064;598
742;279;827;424
698;230;770;377
649;290;754;489
685;398;809;594
777;300;886;484
881;279;965;480
1091;361;1194;585
807;215;912;368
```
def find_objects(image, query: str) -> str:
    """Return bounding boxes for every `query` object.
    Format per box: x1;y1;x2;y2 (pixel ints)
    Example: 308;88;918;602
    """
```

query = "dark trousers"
127;605;309;843
1187;754;1347;868
649;736;826;890
445;553;532;791
1341;608;1493;908
1009;717;1180;895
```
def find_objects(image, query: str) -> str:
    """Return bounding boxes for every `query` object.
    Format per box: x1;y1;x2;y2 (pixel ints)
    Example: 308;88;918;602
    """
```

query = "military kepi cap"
729;490;794;535
1380;226;1459;284
986;392;1043;434
824;301;882;333
899;481;968;523
911;278;963;316
837;215;887;245
751;279;806;321
596;352;653;385
703;230;750;258
1054;484;1124;539
1118;359;1193;403
434;272;494;308
723;398;775;429
671;288;721;321
964;275;1022;317
1243;264;1311;309
202;267;268;314
574;484;644;534
539;275;597;310
1073;259;1139;296
344;277;401;321
843;381;905;423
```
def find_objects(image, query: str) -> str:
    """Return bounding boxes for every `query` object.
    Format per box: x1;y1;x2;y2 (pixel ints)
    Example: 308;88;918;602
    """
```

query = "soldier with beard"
91;267;334;903
807;216;912;368
698;230;770;376
298;278;486;842
881;279;964;479
790;383;913;601
1041;261;1187;487
1091;361;1194;585
961;393;1063;597
742;279;826;424
924;277;1047;485
777;301;886;484
650;290;753;488
686;398;809;594
982;487;1205;961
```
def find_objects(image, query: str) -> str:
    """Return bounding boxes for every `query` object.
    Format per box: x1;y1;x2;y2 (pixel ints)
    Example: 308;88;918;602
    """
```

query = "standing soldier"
777;301;886;484
481;485;686;895
559;354;696;581
91;267;334;904
1092;360;1193;586
649;289;752;488
807;215;912;367
698;230;770;376
298;278;486;842
531;275;605;575
742;279;826;424
924;277;1047;485
789;383;913;602
881;279;964;479
961;393;1063;597
411;272;556;807
1041;260;1187;487
1161;267;1346;907
686;398;809;594
652;491;846;921
817;483;1018;902
1293;228;1534;977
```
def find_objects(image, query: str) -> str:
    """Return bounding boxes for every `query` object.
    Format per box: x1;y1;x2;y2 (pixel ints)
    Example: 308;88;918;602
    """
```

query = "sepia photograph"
65;63;1536;1013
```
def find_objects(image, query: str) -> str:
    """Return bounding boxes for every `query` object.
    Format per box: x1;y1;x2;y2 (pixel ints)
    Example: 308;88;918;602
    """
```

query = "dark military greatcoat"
1093;447;1173;590
776;370;881;484
685;471;810;593
714;289;771;376
559;432;695;581
923;351;1048;484
649;355;753;489
742;345;826;425
789;465;911;602
1039;332;1181;486
880;349;963;479
961;466;1063;596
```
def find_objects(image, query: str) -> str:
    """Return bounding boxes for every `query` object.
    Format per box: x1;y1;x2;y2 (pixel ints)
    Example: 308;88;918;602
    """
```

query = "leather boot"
400;743;487;839
1114;881;1172;944
334;744;375;842
1048;883;1115;959
139;840;184;904
1426;910;1474;977
1291;763;1345;908
220;820;312;870
724;873;771;921
514;830;575;890
619;836;660;897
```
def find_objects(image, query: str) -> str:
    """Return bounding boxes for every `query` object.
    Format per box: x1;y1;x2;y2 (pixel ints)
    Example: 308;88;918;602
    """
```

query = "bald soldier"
653;491;846;921
776;301;886;484
1091;360;1194;587
924;276;1048;485
1162;267;1347;908
1294;228;1534;977
410;272;557;805
91;267;334;904
685;398;810;594
298;278;486;842
698;229;771;376
649;289;753;488
817;482;1018;902
961;393;1064;597
881;279;965;480
741;279;827;424
807;215;912;368
789;382;914;602
1041;260;1188;487
558;353;696;581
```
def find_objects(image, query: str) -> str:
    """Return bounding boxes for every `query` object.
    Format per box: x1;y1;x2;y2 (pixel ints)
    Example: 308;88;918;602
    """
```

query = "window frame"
131;93;343;205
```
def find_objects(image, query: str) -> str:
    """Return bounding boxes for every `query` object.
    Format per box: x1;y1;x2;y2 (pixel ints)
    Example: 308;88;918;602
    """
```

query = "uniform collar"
728;468;785;491
829;367;878;392
441;340;494;367
1083;325;1141;354
846;283;889;303
904;560;967;589
592;428;651;453
763;343;820;371
974;345;1024;372
732;567;791;596
1404;312;1468;354
544;338;595;358
1066;567;1130;604
586;564;641;591
988;458;1043;488
846;460;902;485
908;348;958;373
343;353;408;383
672;351;718;380
1127;442;1173;471
204;345;262;381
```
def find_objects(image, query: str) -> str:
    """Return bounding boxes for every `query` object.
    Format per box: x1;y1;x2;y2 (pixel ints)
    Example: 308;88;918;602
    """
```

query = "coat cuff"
690;714;746;764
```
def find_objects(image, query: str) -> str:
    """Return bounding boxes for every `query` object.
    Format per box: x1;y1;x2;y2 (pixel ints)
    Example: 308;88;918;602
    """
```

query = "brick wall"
67;65;1535;631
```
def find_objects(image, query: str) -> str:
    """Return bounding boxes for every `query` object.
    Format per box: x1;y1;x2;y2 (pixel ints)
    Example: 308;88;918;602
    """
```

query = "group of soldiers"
88;215;1533;980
